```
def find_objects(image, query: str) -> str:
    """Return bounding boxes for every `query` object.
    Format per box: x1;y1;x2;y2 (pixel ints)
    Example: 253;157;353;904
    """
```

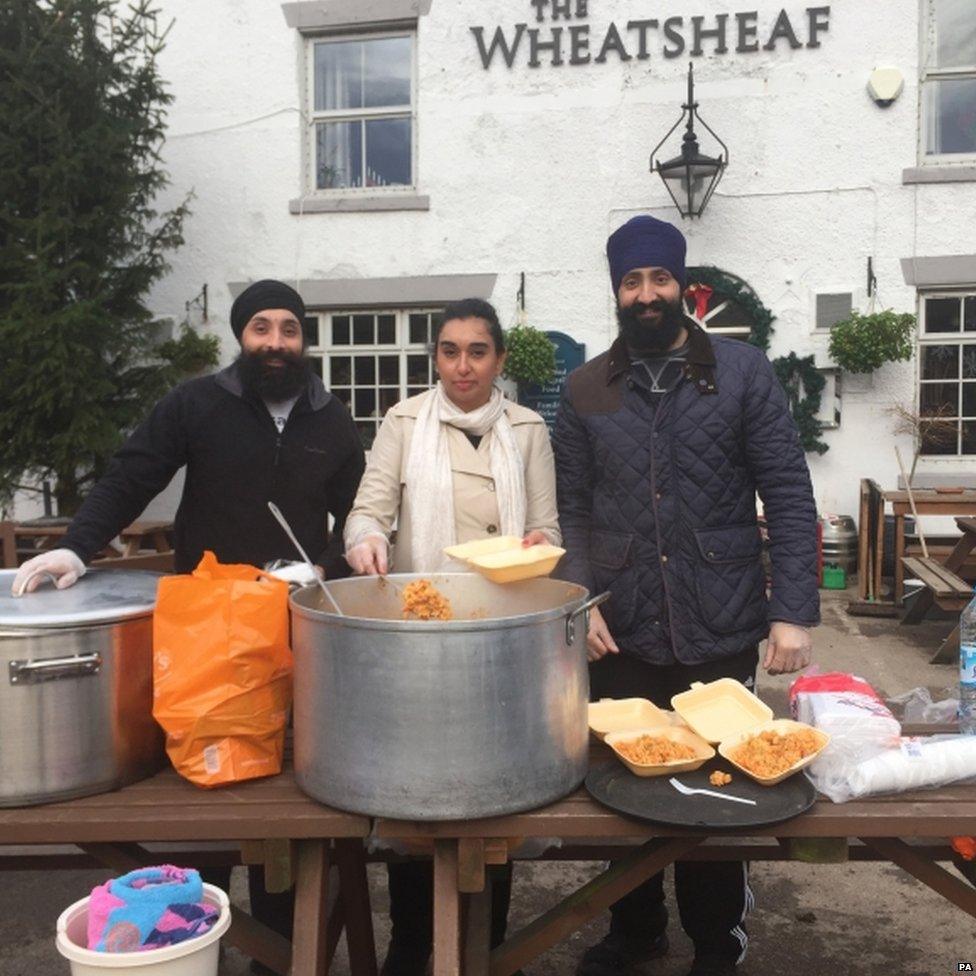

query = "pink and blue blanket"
87;865;219;952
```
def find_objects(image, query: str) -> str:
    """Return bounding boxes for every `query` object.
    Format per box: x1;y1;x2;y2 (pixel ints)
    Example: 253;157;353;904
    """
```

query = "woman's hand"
344;535;389;576
522;530;550;547
586;605;619;663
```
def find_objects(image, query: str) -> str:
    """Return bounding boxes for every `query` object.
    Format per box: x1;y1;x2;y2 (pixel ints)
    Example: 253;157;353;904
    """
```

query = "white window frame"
917;289;976;457
919;0;976;163
302;29;418;195
305;307;439;446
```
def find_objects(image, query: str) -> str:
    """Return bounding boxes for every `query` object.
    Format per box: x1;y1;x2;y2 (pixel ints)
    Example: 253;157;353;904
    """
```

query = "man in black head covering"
15;278;364;588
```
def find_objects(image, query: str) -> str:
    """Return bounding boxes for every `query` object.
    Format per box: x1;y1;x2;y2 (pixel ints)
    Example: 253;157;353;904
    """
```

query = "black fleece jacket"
62;364;365;577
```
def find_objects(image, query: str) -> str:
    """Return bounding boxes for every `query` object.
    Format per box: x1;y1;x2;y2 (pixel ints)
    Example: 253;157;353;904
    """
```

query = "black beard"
236;348;310;400
616;298;687;355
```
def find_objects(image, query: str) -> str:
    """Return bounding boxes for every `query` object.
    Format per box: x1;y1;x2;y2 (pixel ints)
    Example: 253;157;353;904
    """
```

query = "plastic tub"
588;698;672;741
718;718;831;786
55;883;231;976
605;726;715;777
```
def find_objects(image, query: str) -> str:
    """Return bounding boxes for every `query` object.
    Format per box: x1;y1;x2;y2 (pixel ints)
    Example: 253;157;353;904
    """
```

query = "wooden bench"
901;516;976;663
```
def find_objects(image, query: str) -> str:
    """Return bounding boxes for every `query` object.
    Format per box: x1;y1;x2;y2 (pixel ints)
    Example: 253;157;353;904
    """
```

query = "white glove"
344;534;389;576
12;548;87;596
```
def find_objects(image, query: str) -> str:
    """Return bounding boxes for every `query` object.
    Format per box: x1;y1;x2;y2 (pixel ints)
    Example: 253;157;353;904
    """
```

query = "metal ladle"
266;501;344;616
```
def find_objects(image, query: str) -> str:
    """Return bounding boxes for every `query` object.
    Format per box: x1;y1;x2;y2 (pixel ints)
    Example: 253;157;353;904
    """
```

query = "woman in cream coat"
344;297;560;576
343;297;560;976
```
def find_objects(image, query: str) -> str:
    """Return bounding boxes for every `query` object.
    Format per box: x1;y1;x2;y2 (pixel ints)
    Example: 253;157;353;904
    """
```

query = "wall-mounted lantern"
650;63;728;219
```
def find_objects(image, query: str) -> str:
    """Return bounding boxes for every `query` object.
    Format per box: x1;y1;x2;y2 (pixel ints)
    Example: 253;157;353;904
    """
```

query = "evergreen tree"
0;0;217;515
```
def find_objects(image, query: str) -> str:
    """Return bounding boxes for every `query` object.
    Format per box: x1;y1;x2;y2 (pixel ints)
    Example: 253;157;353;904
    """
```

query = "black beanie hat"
230;280;306;341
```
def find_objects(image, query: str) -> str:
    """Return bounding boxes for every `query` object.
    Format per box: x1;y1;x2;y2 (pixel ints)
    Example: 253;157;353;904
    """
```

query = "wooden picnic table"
901;516;976;662
0;761;376;976
4;519;174;567
883;489;976;606
374;735;976;976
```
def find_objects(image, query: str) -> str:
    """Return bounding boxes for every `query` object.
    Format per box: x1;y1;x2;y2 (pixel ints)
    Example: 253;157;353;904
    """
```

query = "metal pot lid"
0;568;161;628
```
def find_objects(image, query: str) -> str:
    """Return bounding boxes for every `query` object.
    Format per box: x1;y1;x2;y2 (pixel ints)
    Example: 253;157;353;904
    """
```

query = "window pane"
333;316;350;345
407;386;428;398
963;383;976;416
407;354;430;385
363;37;411;108
306;355;324;379
354;356;376;384
920;381;957;416
922;419;959;454
330;356;351;385
314;40;363;111
964;345;976;378
353;314;374;345
378;355;399;384
925;297;961;332
354;388;376;418
365;118;412;187
921;344;960;379
316;121;363;188
303;316;321;347
924;79;976;155
964;421;976;455
409;313;430;345
933;0;976;69
379;388;400;414
966;297;976;332
377;314;396;344
333;388;352;409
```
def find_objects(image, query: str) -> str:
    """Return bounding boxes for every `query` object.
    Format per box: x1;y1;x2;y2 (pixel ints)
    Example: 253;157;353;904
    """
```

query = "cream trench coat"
345;392;561;572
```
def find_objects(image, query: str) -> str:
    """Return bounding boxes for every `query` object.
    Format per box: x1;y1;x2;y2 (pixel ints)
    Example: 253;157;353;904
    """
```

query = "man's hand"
763;622;812;675
12;549;86;596
522;530;550;547
586;605;619;663
344;535;389;576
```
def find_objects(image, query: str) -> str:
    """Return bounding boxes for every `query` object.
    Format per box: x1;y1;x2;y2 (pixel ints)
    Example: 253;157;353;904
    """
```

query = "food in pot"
709;770;733;787
401;579;453;620
728;728;821;778
614;735;698;765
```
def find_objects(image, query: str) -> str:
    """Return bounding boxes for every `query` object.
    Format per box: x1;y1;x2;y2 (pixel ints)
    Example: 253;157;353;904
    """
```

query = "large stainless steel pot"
290;573;603;820
0;568;165;806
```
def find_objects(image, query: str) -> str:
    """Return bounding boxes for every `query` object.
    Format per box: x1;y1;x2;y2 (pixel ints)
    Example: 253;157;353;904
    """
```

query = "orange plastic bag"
152;551;293;787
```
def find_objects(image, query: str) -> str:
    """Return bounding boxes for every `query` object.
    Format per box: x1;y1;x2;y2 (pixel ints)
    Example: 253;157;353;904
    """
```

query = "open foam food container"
588;698;686;741
604;725;715;777
671;679;829;785
443;536;566;584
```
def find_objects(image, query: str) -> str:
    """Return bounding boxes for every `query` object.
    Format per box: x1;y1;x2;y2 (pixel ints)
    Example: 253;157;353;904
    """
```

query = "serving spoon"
266;501;344;616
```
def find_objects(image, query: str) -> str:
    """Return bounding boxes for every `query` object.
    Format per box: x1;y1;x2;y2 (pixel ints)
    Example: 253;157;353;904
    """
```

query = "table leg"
292;839;331;976
334;839;378;976
894;513;905;606
433;839;462;976
462;886;492;976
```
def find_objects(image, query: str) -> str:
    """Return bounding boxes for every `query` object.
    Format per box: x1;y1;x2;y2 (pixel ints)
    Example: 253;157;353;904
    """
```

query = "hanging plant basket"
503;322;556;397
827;310;915;374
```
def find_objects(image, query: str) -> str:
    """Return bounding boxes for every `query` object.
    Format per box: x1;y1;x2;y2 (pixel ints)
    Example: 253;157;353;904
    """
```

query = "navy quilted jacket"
553;323;820;665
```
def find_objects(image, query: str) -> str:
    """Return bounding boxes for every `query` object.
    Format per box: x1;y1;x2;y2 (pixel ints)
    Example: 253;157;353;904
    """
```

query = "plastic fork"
669;777;757;806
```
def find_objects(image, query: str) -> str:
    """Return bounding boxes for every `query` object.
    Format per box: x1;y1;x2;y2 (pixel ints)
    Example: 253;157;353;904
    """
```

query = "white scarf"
406;383;526;572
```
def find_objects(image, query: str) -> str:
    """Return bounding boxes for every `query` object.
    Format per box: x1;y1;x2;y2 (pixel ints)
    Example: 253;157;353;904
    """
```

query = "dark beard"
616;298;687;355
236;348;310;400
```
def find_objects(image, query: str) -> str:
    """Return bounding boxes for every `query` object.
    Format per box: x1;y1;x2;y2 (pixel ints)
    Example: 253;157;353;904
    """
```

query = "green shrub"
827;310;915;374
503;325;556;388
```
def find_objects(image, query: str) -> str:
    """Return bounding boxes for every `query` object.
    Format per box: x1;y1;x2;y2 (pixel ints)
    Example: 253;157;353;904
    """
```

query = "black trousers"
589;646;758;964
386;859;513;966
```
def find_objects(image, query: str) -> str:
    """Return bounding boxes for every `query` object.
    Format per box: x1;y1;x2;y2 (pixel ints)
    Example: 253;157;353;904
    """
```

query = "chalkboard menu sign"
520;331;586;432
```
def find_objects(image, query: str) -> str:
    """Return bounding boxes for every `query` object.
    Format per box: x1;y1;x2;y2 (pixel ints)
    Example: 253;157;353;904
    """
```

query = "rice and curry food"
401;579;453;621
613;735;699;766
709;770;733;787
727;727;821;778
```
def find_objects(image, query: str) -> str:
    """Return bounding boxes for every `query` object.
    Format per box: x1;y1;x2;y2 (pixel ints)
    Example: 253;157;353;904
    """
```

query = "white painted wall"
17;0;975;526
